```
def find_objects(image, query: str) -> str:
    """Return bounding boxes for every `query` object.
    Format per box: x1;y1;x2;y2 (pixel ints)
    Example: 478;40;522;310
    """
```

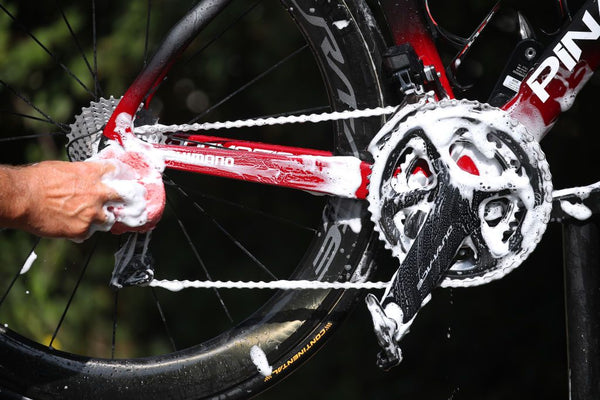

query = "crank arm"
153;142;371;199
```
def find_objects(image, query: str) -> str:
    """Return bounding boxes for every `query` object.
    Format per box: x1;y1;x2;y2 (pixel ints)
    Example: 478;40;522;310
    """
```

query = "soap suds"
20;250;37;275
250;345;272;377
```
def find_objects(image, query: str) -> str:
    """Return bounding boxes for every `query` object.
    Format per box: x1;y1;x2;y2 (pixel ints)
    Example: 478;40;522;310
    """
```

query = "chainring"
367;97;553;287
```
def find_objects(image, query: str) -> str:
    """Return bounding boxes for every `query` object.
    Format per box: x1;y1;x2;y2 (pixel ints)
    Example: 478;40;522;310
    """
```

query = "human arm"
0;160;120;240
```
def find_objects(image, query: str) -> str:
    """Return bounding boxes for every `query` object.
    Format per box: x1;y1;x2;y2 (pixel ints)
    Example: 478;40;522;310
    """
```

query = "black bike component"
381;159;482;321
365;293;403;370
383;44;426;95
365;99;552;369
110;232;155;289
383;44;446;98
445;1;501;92
368;99;552;287
0;1;389;398
563;218;600;400
488;38;544;107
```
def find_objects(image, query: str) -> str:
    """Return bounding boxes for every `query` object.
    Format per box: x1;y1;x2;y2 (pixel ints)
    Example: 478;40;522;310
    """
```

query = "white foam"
368;98;552;285
333;20;350;29
20;250;37;275
560;200;592;221
338;217;362;234
250;345;272;377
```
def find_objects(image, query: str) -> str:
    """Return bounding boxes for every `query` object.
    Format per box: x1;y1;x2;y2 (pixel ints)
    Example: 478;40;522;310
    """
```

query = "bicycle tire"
0;1;390;399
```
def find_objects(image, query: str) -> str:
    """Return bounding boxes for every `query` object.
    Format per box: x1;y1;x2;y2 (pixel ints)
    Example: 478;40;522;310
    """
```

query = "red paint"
95;145;166;234
456;155;480;175
379;0;454;98
166;134;332;157
155;143;371;199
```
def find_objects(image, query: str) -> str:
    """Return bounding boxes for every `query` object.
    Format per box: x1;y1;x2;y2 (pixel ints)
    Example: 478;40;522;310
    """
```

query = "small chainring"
367;97;553;287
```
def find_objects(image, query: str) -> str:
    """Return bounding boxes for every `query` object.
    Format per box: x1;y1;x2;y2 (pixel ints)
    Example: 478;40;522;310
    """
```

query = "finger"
103;186;123;203
96;203;117;227
93;160;117;176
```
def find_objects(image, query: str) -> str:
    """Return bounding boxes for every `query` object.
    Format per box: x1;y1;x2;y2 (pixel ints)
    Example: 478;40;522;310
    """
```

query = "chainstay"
134;106;397;135
149;279;389;291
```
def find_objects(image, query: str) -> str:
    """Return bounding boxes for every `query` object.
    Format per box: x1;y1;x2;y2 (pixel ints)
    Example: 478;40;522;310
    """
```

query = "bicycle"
0;0;598;399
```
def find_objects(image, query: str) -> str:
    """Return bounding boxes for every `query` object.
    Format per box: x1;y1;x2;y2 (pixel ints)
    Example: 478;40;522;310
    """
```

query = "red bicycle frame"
102;0;600;199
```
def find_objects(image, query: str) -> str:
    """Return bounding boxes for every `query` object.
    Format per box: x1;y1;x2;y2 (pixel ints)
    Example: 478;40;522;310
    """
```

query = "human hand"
93;143;166;235
1;160;121;240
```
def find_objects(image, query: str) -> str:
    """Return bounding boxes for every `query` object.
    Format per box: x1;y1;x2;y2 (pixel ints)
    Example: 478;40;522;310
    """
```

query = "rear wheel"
0;0;390;398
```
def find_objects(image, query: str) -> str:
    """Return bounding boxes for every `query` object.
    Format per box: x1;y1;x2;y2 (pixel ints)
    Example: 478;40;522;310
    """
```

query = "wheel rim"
0;1;386;398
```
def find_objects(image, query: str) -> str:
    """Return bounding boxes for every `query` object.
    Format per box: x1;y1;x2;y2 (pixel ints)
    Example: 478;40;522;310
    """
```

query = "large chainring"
367;98;553;287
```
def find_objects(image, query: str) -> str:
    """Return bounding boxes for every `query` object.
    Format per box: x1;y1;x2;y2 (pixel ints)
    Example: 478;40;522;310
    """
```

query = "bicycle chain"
133;106;397;135
149;279;389;291
68;97;395;291
70;97;554;291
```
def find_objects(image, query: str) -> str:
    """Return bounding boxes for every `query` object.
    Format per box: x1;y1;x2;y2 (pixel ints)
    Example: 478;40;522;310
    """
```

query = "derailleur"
365;95;553;368
110;232;156;290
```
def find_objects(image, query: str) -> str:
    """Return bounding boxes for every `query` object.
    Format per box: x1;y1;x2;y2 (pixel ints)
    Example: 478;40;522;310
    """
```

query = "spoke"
166;176;278;280
0;131;63;143
0;80;70;133
166;199;233;323
0;3;95;98
185;0;263;62
49;238;97;349
55;0;97;96
0;109;60;125
0;237;41;308
111;290;118;359
170;181;317;234
91;0;103;97
261;105;331;119
143;0;151;67
66;127;102;157
150;287;177;352
188;44;308;124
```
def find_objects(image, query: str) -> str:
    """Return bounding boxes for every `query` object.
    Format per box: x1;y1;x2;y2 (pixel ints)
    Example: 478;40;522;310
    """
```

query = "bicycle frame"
101;0;600;201
2;1;597;398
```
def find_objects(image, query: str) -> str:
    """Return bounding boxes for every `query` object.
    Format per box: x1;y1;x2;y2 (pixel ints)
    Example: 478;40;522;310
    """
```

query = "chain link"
70;99;397;291
149;279;389;291
134;106;397;135
139;107;398;291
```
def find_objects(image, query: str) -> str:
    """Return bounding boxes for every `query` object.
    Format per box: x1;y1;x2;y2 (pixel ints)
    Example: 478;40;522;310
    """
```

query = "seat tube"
562;218;600;400
377;0;453;96
102;0;234;144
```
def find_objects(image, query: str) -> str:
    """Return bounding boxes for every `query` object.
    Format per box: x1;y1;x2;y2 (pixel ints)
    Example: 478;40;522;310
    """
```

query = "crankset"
365;96;553;368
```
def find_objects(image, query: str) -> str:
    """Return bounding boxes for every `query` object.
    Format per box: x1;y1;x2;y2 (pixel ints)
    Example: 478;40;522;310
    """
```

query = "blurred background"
0;0;598;399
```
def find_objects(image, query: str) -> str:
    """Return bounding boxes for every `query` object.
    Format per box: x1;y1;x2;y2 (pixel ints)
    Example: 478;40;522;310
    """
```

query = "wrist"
0;165;33;228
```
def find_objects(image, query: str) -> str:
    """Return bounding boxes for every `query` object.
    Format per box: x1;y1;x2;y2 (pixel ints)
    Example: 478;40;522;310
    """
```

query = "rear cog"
367;97;553;287
67;97;159;161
